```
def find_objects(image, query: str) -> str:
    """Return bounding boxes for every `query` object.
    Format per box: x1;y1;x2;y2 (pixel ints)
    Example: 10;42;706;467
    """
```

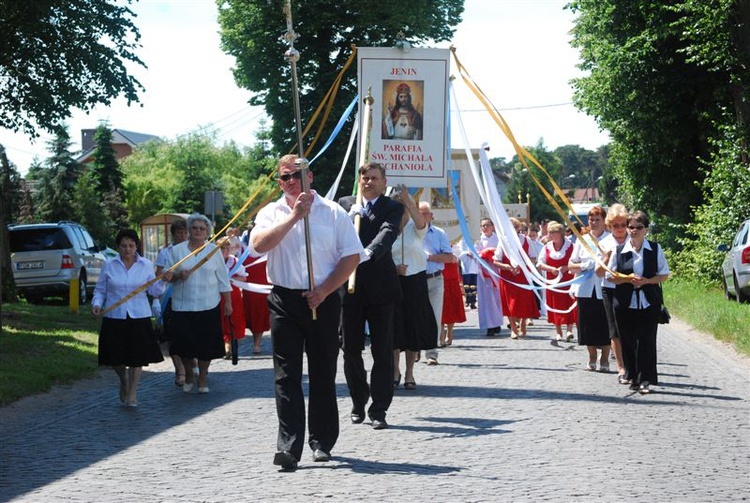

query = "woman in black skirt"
92;229;170;407
390;187;434;390
165;214;233;394
568;206;611;371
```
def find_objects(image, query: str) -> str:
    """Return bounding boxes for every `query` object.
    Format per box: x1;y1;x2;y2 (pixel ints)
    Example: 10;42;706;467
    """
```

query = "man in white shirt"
251;154;363;472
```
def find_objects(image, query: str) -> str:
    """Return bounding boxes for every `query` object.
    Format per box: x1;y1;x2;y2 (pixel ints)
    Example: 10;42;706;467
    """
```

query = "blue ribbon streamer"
309;94;359;166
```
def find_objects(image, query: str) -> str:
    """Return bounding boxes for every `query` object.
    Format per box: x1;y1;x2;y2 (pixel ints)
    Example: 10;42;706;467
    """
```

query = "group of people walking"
465;204;669;396
90;156;669;473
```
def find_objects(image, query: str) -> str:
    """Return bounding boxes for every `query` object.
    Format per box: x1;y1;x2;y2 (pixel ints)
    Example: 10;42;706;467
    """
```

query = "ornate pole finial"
282;0;316;318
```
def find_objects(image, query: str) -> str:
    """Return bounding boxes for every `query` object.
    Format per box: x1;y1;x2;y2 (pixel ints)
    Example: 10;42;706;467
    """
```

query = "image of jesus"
382;81;423;141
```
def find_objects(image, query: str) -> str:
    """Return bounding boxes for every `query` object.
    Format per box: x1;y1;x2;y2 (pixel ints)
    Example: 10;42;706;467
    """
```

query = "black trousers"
615;305;659;385
340;301;395;421
268;286;341;460
462;273;477;307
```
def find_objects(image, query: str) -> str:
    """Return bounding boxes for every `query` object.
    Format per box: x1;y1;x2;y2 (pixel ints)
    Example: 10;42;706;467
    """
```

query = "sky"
0;0;610;175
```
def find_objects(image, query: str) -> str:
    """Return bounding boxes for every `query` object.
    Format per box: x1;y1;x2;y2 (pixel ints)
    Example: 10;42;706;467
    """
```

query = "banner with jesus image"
358;47;449;187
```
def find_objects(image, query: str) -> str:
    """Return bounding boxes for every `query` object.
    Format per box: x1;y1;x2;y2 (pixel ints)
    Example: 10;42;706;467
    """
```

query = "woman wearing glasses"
596;204;630;381
605;211;670;394
166;213;233;394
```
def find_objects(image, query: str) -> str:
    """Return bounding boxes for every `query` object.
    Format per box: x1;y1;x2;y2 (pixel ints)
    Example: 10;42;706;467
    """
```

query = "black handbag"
657;284;670;324
658;304;671;324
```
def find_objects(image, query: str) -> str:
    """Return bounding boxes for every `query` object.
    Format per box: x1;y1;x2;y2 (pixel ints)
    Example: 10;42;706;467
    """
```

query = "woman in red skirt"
218;238;246;358
537;221;578;342
493;218;540;339
440;257;466;346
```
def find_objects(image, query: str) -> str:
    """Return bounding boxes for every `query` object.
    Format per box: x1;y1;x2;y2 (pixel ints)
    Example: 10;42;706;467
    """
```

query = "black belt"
425;271;442;279
273;285;306;294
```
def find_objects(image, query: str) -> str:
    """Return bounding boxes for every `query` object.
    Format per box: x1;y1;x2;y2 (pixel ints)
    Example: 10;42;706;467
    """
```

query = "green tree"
34;128;81;222
121;132;277;229
567;0;748;230
86;124;127;243
503;140;564;223
73;169;111;246
673;121;750;285
217;0;465;196
0;145;21;304
89;124;123;194
0;0;144;137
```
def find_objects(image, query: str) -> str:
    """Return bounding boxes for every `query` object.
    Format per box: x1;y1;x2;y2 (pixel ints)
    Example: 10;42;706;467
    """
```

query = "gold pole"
347;88;374;294
283;1;316;319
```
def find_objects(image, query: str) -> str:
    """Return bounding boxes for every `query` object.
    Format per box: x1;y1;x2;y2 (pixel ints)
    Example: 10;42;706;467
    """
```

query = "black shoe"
312;449;331;462
273;451;298;472
371;417;388;430
493;326;501;334
350;407;365;424
485;329;495;337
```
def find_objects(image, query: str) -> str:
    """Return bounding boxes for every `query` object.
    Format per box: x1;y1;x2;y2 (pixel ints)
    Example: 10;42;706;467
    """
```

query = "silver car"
719;218;750;303
8;222;106;304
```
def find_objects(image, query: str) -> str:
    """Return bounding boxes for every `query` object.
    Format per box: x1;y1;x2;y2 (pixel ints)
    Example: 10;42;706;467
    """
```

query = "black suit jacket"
339;195;403;305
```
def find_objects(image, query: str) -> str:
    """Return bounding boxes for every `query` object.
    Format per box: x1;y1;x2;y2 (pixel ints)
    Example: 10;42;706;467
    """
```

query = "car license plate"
17;261;44;270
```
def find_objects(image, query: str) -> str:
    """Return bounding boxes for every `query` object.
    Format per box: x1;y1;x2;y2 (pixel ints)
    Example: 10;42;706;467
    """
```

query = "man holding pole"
339;162;404;430
251;154;363;472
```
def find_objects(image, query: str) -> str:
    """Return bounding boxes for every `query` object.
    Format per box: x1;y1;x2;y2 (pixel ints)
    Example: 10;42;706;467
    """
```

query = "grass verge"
663;279;750;356
0;301;100;406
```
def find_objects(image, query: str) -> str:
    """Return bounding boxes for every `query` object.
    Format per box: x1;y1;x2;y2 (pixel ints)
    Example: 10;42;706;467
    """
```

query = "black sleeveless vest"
612;240;661;310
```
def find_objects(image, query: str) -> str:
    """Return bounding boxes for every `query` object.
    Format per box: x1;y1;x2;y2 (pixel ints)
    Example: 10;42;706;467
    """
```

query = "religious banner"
357;47;449;187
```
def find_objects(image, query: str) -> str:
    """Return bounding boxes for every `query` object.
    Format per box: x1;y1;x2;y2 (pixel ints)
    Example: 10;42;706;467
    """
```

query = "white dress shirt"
569;230;610;299
93;254;166;319
599;234;627;289
167;241;232;311
251;191;365;290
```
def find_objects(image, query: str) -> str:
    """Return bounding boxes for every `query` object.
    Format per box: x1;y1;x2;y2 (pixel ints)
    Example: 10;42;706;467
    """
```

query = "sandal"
393;374;401;389
404;381;417;390
174;371;185;387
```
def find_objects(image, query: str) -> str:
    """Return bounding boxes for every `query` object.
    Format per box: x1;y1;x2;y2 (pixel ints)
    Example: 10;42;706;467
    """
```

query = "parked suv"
718;218;750;303
8;222;106;304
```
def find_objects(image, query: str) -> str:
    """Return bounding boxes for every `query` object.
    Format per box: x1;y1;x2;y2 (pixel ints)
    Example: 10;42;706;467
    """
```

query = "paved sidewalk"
1;308;748;502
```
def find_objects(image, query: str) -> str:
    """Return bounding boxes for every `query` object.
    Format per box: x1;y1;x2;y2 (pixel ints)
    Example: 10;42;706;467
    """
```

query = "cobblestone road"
1;308;748;502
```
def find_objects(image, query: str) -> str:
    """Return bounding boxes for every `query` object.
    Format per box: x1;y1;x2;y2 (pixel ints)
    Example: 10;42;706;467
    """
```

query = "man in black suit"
339;162;403;430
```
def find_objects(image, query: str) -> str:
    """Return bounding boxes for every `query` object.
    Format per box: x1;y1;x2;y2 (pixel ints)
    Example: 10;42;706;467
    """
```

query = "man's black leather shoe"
371;417;388;430
273;451;298;472
350;408;365;424
312;449;331;462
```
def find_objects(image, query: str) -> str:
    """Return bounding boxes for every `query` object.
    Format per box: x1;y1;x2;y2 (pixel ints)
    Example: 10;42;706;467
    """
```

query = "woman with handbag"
605;211;670;395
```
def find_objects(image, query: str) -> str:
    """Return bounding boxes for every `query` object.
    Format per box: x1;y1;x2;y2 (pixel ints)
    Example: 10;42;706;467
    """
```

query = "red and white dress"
242;255;271;335
221;254;247;344
441;261;466;325
494;235;540;319
538;239;578;326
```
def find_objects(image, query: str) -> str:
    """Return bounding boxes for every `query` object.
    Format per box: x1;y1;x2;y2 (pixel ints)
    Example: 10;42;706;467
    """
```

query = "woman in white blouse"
606;211;670;394
390;187;432;390
167;214;233;394
93;229;170;407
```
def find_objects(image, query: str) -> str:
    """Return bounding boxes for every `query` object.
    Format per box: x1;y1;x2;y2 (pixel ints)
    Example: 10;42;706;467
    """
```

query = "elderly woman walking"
167;213;233;394
606;211;670;394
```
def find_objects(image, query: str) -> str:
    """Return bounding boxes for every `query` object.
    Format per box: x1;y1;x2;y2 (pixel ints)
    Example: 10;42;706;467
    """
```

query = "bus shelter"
139;213;189;263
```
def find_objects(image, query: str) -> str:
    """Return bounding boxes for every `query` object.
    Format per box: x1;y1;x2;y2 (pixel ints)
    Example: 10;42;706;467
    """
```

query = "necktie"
366;201;373;215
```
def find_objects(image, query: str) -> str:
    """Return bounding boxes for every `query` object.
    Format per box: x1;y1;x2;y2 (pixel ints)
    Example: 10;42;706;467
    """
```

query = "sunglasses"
278;171;303;182
611;223;627;229
628;225;645;231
